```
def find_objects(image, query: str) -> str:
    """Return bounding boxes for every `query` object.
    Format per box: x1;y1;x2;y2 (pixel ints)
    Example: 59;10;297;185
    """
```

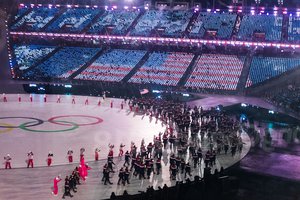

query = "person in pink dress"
18;94;21;102
2;93;7;102
110;100;113;108
47;152;53;166
52;175;61;196
29;94;33;102
97;98;101;106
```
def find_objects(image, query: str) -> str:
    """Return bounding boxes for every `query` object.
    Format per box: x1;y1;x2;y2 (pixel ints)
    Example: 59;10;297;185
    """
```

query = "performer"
43;94;47;102
52;175;62;196
108;144;114;160
67;149;73;163
18;94;21;102
56;95;61;103
84;163;92;178
118;143;125;158
121;101;124;110
72;96;76;104
110;100;113;108
4;154;12;169
95;148;100;161
27;151;34;168
80;147;85;161
29;94;33;102
47;151;54;167
97;98;101;106
2;93;7;102
84;97;89;105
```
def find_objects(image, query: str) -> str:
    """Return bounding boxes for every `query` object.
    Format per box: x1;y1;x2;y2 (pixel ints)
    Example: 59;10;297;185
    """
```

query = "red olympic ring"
48;115;103;126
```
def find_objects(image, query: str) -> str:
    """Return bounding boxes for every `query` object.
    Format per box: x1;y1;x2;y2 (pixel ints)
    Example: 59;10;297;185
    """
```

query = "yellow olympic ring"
0;123;14;134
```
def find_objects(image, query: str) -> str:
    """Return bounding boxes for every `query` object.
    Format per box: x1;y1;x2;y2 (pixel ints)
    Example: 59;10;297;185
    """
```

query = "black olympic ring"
0;117;44;128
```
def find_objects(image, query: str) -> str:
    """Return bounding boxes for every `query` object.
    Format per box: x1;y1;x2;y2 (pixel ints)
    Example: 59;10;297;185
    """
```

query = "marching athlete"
4;154;12;169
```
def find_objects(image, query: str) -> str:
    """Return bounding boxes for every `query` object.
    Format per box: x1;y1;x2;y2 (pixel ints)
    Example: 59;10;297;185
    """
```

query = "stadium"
0;0;299;199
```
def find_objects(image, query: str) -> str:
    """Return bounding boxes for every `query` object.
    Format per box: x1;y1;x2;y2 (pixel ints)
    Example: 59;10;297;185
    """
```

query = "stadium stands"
246;56;300;87
238;15;282;41
75;49;146;82
190;13;237;39
14;7;30;21
131;10;193;37
129;52;194;86
185;54;245;90
88;10;140;35
46;8;100;32
13;45;55;70
270;86;300;112
24;47;100;79
11;7;59;31
288;16;300;41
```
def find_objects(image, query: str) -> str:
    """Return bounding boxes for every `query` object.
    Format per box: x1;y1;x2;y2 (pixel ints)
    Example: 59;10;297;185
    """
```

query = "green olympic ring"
19;120;79;133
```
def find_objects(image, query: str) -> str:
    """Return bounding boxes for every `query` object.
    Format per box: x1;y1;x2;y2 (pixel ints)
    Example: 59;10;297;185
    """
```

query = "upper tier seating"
11;7;59;31
13;45;55;70
24;47;100;79
75;49;146;82
190;13;236;39
14;7;29;21
237;15;282;41
246;56;300;87
129;52;194;86
131;10;192;37
46;8;100;32
88;10;140;35
185;54;245;90
288;16;300;41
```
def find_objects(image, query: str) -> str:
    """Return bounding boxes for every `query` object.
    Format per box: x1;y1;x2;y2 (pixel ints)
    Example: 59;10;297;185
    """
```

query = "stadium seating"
190;13;237;39
246;56;300;87
288;16;300;41
14;7;30;21
185;54;245;90
237;15;282;41
270;86;300;112
88;10;140;35
46;8;100;32
131;10;193;37
24;47;100;79
75;49;146;82
129;52;194;86
13;45;55;70
11;7;59;31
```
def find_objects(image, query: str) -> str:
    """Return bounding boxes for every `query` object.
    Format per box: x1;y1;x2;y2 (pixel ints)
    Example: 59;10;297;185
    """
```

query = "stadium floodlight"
278;0;283;5
255;0;261;4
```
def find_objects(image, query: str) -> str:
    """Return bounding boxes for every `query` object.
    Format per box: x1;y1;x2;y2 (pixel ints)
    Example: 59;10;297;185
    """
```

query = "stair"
236;50;254;94
125;10;145;36
40;7;67;32
177;53;200;87
184;11;200;38
281;14;289;41
68;48;106;80
122;51;151;82
81;10;105;34
22;46;63;74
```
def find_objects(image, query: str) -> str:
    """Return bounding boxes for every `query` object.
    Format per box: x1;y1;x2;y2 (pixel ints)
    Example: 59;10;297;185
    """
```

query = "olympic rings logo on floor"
0;115;103;133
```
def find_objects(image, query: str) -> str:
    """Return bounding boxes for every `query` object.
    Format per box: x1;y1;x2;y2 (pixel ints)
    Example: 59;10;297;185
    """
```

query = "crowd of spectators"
131;10;192;37
185;54;245;90
129;52;194;86
246;56;300;87
88;10;140;35
75;49;146;82
13;45;55;70
237;15;282;41
190;13;237;39
24;47;100;79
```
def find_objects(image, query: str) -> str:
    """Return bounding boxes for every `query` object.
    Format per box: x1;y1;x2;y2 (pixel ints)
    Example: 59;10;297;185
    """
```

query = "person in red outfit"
2;93;7;102
4;154;12;169
47;151;53;166
67;149;73;163
95;148;100;161
52;175;62;196
27;151;34;168
18;94;21;102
